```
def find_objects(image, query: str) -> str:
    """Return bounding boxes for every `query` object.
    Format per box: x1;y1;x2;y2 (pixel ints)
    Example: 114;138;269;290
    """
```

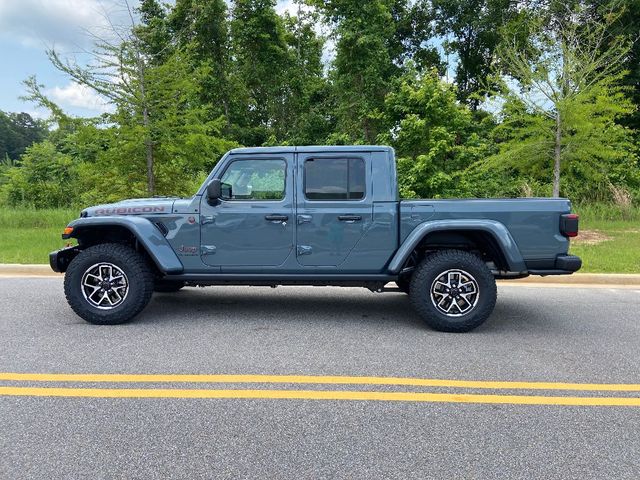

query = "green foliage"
310;0;430;143
1;142;78;207
380;69;495;198
484;2;639;200
0;111;47;162
433;0;516;108
0;208;78;264
1;0;638;209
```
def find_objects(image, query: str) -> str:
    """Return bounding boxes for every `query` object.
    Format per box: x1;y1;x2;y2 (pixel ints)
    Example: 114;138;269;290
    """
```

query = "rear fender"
65;216;184;274
387;219;527;274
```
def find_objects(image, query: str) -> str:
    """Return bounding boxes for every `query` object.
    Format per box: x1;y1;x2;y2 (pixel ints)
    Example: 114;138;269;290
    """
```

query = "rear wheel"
64;243;154;325
409;250;497;332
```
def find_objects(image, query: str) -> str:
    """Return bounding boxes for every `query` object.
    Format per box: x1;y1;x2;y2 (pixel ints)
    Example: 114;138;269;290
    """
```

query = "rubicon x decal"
94;206;166;215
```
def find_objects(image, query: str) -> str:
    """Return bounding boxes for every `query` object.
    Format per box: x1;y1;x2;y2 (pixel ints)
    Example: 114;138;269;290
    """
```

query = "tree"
310;0;399;143
2;141;78;207
492;3;635;198
230;0;293;145
433;0;516;109
278;8;332;145
41;0;232;196
169;0;235;128
379;68;494;198
0;111;47;161
589;0;640;135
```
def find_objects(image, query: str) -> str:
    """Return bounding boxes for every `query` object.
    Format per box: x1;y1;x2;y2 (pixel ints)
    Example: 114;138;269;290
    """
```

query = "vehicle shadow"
135;286;567;334
138;287;425;329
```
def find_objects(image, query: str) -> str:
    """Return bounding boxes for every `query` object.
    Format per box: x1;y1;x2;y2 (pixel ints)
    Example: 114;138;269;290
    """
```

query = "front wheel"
409;250;497;332
64;243;154;325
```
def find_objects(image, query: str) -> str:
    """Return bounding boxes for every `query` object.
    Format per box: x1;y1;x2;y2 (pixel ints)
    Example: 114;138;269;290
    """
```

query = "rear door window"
304;158;365;201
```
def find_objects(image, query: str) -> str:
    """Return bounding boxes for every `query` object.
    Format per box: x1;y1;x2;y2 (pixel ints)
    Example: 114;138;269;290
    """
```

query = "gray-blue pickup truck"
50;145;581;332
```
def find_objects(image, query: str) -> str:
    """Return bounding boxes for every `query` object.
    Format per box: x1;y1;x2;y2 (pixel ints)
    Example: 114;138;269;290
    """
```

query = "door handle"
265;214;289;223
338;215;362;222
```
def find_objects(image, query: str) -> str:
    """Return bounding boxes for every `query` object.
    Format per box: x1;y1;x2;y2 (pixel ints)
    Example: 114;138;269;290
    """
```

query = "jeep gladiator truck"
50;146;581;332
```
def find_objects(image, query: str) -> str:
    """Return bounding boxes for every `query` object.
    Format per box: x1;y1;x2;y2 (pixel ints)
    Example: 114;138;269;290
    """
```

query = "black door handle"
338;215;362;222
265;214;289;222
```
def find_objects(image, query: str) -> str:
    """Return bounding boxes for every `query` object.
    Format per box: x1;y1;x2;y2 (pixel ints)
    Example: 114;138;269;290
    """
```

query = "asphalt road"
0;278;639;479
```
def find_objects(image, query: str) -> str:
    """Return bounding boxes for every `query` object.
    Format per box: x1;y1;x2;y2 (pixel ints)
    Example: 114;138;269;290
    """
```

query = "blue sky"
0;0;297;119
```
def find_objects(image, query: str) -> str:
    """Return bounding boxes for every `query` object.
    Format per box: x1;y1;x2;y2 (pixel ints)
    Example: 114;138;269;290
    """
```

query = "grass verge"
0;205;637;273
0;209;76;264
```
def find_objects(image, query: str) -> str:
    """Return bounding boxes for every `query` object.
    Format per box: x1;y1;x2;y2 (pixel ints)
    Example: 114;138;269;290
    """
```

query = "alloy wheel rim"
80;263;129;310
430;269;479;317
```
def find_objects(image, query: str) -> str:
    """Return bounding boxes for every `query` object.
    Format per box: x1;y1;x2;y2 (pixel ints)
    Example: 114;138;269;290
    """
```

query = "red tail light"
560;214;579;238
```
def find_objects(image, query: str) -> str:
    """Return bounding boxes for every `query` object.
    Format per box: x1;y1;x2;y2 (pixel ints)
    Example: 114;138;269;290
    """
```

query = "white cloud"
276;0;298;15
0;0;131;50
48;82;112;113
24;108;49;120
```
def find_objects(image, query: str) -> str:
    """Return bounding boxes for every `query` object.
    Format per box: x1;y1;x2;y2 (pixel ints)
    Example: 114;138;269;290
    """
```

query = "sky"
0;0;298;119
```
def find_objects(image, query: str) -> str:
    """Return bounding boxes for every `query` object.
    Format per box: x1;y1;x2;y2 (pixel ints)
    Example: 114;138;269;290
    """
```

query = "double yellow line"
1;373;639;406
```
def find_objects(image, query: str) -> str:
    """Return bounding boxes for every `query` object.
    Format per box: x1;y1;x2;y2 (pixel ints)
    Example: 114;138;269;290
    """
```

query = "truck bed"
400;198;572;270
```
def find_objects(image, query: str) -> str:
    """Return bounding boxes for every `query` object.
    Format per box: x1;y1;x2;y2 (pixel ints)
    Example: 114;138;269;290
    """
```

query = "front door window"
220;159;286;201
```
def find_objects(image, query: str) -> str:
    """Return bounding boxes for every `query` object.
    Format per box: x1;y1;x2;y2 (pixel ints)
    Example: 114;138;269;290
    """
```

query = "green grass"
569;207;640;273
0;209;77;264
0;205;638;273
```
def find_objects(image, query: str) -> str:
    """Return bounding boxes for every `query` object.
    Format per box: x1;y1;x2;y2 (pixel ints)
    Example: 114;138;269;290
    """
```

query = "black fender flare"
65;216;184;274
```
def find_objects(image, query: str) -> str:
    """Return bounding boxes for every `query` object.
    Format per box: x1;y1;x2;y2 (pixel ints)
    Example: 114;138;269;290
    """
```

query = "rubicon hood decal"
83;198;178;217
94;205;167;215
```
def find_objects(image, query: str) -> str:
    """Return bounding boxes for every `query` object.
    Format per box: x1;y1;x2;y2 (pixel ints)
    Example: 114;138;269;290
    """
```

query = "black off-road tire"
154;280;186;293
409;250;497;333
64;243;154;325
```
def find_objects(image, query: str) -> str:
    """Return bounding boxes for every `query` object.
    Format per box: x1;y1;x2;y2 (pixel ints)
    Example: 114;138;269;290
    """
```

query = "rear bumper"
49;246;80;273
528;254;582;276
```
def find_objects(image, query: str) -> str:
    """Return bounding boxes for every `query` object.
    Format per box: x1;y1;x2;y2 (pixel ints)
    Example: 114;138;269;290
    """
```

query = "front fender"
387;219;527;274
66;216;184;274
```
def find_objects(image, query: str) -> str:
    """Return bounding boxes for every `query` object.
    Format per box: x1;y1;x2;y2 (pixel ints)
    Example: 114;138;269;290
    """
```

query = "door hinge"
297;245;313;256
201;245;217;255
297;214;312;225
201;215;216;225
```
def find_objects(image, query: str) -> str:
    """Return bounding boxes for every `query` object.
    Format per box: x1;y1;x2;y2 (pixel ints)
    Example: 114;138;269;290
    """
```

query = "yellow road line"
1;372;639;392
0;386;638;406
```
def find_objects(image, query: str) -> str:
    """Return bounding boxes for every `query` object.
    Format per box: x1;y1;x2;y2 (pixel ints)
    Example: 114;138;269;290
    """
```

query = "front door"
200;154;294;268
295;153;373;267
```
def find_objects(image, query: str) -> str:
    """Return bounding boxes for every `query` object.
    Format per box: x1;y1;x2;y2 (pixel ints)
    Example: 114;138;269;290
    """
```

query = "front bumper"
49;246;80;273
528;254;582;276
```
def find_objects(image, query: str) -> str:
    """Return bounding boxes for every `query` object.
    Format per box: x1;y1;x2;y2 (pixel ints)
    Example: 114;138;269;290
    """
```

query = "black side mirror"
207;179;221;201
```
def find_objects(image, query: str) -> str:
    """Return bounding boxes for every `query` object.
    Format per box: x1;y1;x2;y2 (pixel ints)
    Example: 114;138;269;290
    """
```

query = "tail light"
560;213;579;238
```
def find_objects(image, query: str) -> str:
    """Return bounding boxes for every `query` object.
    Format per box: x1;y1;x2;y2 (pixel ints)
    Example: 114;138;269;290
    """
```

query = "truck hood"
81;198;178;217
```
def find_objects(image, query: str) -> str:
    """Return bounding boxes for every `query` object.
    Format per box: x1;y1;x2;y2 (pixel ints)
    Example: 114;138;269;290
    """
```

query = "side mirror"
207;179;221;201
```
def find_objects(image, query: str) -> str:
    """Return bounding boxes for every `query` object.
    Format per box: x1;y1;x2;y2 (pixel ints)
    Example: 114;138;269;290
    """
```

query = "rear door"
295;152;373;267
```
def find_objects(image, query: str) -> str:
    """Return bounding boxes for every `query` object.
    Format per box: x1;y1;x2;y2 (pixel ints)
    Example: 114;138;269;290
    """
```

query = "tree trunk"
142;104;155;196
138;57;155;196
553;111;561;198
